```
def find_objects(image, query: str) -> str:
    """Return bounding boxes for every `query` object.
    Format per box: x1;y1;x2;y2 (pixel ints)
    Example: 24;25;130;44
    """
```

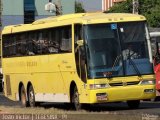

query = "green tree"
141;0;160;27
106;0;132;13
75;1;86;13
106;0;160;27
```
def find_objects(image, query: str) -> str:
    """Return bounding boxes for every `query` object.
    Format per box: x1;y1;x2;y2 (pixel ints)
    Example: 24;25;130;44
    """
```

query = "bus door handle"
83;84;87;89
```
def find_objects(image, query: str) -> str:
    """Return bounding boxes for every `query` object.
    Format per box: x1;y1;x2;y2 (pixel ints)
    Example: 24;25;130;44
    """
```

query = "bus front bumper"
88;85;155;103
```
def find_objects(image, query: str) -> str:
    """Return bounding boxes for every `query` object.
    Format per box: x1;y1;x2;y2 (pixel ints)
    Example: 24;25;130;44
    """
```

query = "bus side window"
75;24;82;42
27;32;37;55
35;32;44;54
11;35;17;56
2;35;10;57
15;33;27;56
54;28;61;53
60;25;72;52
37;31;49;54
8;36;13;57
30;30;50;55
48;29;60;53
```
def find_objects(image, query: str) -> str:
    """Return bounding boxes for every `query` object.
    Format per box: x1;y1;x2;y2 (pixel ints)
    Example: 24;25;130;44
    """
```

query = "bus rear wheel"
72;86;81;110
127;100;140;109
28;85;36;107
20;86;28;107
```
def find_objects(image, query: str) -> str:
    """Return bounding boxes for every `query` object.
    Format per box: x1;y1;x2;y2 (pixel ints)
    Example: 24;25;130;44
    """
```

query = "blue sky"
77;0;102;11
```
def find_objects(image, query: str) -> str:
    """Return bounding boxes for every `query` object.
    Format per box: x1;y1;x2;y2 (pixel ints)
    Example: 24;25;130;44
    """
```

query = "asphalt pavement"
0;92;160;118
0;93;20;106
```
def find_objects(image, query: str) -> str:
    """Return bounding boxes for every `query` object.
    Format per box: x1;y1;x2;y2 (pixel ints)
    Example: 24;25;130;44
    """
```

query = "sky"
77;0;102;12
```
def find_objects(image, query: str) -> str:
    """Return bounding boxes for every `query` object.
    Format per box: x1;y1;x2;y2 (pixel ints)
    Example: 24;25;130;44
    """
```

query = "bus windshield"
84;21;153;79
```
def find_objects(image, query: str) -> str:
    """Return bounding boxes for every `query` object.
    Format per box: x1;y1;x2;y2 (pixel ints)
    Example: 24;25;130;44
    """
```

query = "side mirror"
76;40;84;47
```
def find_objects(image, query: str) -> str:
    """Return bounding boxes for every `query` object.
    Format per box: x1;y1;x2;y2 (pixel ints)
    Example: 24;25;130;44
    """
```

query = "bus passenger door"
75;45;88;103
75;46;87;83
75;24;88;103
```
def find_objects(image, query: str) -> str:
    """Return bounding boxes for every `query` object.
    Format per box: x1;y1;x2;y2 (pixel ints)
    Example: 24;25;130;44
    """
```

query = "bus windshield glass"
84;21;153;79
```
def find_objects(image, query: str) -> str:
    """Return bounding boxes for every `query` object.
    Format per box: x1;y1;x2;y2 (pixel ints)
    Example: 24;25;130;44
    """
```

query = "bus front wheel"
20;86;28;107
127;100;140;109
72;86;81;110
28;85;36;107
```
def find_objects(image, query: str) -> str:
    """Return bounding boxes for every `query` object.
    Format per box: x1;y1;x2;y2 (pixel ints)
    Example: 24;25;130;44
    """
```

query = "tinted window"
2;25;72;58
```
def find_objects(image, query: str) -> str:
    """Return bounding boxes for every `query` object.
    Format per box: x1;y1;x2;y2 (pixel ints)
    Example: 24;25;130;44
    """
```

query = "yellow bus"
1;13;155;110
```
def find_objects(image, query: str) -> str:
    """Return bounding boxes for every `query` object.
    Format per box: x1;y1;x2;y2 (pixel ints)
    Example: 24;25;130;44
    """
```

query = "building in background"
102;0;126;11
77;0;125;12
1;0;75;28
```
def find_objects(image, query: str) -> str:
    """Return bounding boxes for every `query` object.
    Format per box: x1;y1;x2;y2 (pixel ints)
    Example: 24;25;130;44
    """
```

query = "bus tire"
72;86;81;110
154;96;160;101
127;100;140;109
20;85;28;107
28;85;36;107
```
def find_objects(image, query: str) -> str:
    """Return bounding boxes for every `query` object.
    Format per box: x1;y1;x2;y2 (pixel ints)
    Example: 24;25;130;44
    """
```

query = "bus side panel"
27;55;70;102
57;53;89;103
3;73;29;101
3;55;69;102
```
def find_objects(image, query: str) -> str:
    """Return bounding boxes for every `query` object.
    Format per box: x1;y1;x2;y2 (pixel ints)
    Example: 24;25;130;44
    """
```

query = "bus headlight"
89;84;110;89
140;79;155;85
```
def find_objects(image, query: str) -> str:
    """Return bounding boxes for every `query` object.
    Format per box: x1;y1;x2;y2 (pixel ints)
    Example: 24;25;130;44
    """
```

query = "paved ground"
0;93;20;106
0;93;160;120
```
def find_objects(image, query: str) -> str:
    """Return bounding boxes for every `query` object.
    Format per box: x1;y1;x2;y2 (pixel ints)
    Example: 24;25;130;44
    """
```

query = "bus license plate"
96;94;107;101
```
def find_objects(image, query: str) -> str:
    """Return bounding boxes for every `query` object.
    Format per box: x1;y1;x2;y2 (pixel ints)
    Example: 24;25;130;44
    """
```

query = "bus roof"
2;12;146;35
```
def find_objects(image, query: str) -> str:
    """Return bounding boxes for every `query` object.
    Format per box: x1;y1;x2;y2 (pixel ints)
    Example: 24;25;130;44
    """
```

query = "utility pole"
55;0;62;15
133;0;139;14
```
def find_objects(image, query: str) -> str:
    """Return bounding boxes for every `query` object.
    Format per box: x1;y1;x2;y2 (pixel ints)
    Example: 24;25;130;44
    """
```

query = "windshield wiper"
127;53;141;77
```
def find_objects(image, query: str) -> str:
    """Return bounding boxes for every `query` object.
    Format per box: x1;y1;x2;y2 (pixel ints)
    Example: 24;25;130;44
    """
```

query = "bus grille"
109;81;140;87
127;81;140;85
109;82;123;86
